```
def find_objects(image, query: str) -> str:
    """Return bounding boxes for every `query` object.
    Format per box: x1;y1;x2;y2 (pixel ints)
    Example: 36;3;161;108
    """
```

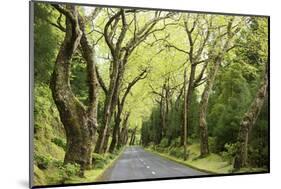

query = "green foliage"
70;52;89;104
247;98;269;167
159;138;169;148
141;91;200;147
61;163;81;178
207;63;253;151
141;106;162;146
208;137;217;153
51;138;66;150
166;100;183;142
170;137;181;147
34;3;62;84
234;17;268;67
35;154;52;169
169;147;186;159
34;152;81;184
221;143;237;164
34;83;65;160
92;153;109;169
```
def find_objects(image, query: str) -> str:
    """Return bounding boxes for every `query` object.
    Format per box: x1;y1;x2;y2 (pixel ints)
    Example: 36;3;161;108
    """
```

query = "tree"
233;64;268;169
118;112;130;148
49;4;99;171
94;9;174;153
129;127;137;145
108;69;148;152
181;14;211;159
198;17;239;157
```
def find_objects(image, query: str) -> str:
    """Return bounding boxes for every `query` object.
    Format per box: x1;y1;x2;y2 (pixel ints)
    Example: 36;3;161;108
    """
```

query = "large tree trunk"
94;60;121;153
109;112;121;153
182;64;196;160
198;58;222;157
102;130;111;153
129;127;137;145
116;121;123;150
198;19;235;157
95;59;125;154
50;5;98;171
159;95;164;141
117;113;130;148
234;65;268;170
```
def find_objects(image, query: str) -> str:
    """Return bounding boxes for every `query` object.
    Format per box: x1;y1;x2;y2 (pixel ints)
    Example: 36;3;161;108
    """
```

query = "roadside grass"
66;147;125;184
145;143;266;174
33;147;125;186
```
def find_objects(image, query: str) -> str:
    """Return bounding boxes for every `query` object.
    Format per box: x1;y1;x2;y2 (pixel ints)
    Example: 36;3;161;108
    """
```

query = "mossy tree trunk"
117;112;130;148
129;127;137;145
108;111;121;153
233;64;268;170
50;5;99;171
199;18;236;157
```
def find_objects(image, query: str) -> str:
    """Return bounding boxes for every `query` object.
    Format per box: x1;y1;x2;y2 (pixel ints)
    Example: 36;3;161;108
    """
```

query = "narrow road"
101;146;207;181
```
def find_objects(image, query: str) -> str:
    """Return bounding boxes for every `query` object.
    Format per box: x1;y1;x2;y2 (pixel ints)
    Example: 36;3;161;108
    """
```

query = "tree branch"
95;66;108;94
120;68;148;107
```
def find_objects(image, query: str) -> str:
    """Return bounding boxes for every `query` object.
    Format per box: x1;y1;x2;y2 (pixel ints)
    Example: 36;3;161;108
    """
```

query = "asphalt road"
101;146;207;181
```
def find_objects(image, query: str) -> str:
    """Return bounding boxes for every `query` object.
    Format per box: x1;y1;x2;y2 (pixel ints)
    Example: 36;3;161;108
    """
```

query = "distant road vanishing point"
100;146;208;181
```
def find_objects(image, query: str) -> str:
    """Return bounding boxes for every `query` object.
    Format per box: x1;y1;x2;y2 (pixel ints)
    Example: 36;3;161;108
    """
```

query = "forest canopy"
32;2;269;186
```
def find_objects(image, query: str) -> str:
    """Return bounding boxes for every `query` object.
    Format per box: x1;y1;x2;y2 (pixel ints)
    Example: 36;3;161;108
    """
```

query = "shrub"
221;143;237;164
51;137;66;150
56;163;81;183
52;159;64;168
155;146;165;153
92;153;104;162
34;154;52;170
170;137;181;147
248;145;268;167
63;163;80;177
159;138;169;148
92;153;109;169
169;147;186;159
208;137;217;152
106;153;115;160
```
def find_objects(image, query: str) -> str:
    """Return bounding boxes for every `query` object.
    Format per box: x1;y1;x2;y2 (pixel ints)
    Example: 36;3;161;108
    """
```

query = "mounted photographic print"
29;0;269;188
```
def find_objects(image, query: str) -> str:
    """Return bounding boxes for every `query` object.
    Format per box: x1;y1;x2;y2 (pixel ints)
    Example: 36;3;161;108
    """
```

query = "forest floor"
145;143;267;174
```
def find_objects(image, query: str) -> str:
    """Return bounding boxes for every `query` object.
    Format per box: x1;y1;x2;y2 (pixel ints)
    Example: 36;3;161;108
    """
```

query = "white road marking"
152;171;156;175
146;166;150;169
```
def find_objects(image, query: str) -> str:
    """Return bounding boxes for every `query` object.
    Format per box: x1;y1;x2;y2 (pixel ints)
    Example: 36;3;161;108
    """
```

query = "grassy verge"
33;147;125;186
66;147;125;184
145;144;266;174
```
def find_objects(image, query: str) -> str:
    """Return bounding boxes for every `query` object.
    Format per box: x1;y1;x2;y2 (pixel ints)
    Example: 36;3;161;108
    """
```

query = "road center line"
152;171;156;175
146;166;150;169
